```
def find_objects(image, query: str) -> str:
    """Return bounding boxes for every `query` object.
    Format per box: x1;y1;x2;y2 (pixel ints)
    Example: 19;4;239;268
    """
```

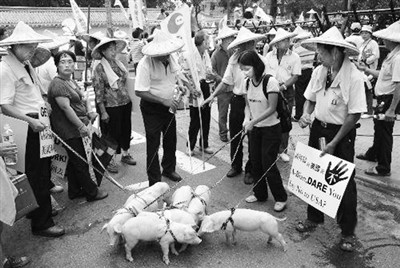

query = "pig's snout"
193;237;202;244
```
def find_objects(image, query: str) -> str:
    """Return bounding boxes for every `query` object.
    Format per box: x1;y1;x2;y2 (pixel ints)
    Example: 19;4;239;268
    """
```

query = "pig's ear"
191;224;199;231
199;217;214;233
113;223;122;234
101;224;108;233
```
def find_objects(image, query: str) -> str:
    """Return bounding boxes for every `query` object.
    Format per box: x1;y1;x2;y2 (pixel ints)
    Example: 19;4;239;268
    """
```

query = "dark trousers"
250;124;287;202
188;81;211;150
140;100;176;186
25;122;54;232
295;68;313;119
217;90;233;139
365;94;394;173
307;119;358;236
101;102;132;154
65;137;98;199
229;94;251;173
279;87;295;153
365;84;374;115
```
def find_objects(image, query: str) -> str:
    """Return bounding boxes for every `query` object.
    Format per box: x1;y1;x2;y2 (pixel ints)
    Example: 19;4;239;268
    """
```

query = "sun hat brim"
215;29;238;41
91;38;127;60
142;39;184;57
227;33;265;50
269;32;298;46
373;23;400;43
0;22;52;47
301;38;359;57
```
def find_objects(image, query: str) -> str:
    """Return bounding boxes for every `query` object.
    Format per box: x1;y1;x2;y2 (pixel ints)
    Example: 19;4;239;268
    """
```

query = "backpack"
246;75;292;133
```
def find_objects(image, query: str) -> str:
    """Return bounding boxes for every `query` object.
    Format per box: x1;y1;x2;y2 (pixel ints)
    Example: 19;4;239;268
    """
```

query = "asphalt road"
3;104;400;268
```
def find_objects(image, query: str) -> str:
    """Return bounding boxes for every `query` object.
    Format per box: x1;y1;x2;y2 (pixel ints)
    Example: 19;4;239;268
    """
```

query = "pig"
187;185;211;225
170;185;193;209
101;182;170;246
198;208;287;252
115;214;202;265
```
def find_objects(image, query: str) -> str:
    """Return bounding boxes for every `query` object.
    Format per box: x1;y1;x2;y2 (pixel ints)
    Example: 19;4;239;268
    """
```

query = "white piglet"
187;185;211;225
116;214;202;265
171;185;193;209
102;182;170;246
198;208;288;251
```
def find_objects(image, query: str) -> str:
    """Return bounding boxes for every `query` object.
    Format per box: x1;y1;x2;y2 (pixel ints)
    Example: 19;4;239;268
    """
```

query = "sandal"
340;235;356;252
296;220;319;233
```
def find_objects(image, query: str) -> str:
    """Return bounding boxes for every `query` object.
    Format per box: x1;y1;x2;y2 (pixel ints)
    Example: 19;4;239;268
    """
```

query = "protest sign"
0;115;28;173
51;138;69;180
70;0;90;34
128;0;145;30
39;105;56;158
288;142;355;218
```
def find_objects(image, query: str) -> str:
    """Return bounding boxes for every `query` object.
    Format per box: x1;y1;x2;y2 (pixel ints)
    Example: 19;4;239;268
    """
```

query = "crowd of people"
0;7;400;267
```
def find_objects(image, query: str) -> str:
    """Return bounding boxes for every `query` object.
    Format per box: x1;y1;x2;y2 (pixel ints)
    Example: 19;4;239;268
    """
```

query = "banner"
128;0;145;30
39;105;57;158
160;4;202;101
69;0;90;34
51;139;69;180
114;0;130;21
288;142;355;218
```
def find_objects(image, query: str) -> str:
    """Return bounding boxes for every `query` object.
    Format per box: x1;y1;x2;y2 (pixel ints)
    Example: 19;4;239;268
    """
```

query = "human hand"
101;112;110;123
354;62;367;72
45;102;52;116
78;124;91;137
385;110;396;122
0;142;18;158
298;114;312;128
319;142;335;157
242;120;253;134
88;112;98;123
324;160;349;185
29;118;47;132
201;96;213;108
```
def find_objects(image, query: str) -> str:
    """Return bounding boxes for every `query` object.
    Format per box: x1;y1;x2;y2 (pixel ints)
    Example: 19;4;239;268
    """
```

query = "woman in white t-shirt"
239;50;288;212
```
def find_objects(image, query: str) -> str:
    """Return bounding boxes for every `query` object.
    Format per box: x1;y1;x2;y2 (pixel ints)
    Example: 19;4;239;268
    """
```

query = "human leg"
249;128;268;201
217;91;233;141
229;95;245;172
188;106;200;151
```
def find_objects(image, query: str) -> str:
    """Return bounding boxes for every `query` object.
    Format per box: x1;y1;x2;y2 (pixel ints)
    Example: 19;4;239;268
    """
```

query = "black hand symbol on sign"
325;160;349;185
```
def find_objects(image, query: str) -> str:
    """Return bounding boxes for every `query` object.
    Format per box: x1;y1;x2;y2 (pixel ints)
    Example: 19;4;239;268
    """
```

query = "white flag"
114;0;130;21
69;0;90;34
128;0;145;30
254;7;272;23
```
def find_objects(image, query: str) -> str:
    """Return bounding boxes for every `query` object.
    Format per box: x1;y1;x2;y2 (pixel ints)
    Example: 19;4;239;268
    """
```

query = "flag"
218;14;228;30
114;0;130;21
160;4;202;101
254;6;272;23
69;0;90;34
128;0;145;30
298;11;305;22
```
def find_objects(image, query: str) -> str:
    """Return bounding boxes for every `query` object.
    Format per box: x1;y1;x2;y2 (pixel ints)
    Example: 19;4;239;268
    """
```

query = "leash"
221;207;236;230
158;218;179;243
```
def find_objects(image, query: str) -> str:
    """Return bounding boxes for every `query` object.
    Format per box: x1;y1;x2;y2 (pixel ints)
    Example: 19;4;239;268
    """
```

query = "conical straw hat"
301;26;359;56
269;28;298;46
91;37;127;60
215;27;238;41
0;21;52;46
227;27;265;50
292;26;312;41
142;30;184;57
373;20;400;43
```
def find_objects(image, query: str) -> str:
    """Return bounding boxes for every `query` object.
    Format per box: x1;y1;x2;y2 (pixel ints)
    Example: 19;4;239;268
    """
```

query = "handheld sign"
51;138;69;180
288;142;355;218
39;105;56;158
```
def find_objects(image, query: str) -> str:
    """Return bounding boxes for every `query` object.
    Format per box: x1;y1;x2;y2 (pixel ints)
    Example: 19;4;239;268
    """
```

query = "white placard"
39;105;56;158
288;142;355;218
51;138;69;180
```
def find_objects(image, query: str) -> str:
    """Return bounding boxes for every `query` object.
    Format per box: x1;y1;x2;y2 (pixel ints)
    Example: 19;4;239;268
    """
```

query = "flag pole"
84;2;91;88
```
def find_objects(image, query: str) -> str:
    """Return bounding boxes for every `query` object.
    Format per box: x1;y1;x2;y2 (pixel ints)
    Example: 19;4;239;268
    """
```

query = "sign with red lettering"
288;142;355;218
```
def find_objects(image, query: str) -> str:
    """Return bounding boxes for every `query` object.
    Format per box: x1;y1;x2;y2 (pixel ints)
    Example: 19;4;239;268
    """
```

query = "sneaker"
274;201;287;212
279;153;290;162
245;195;258;203
121;154;137;165
50;185;64;194
199;147;214;154
107;160;118;173
361;114;373;119
3;256;31;268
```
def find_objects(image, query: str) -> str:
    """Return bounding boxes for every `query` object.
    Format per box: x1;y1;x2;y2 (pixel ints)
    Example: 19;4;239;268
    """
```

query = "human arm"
385;82;400;121
201;81;229;107
135;90;179;111
320;113;360;156
298;100;315;128
244;93;279;133
1;105;46;132
279;75;299;91
210;51;222;83
354;62;380;78
92;64;110;123
55;96;90;137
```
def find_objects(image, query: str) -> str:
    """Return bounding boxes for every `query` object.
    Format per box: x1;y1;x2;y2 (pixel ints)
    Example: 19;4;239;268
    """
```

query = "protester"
262;28;276;57
92;38;136;173
203;27;265;184
292;27;315;121
130;27;146;72
355;20;400;176
240;51;288;211
48;50;108;201
135;30;186;185
264;28;301;162
0;21;65;237
358;25;380;119
345;22;363;49
187;30;215;155
296;26;366;252
211;27;237;142
157;8;167;20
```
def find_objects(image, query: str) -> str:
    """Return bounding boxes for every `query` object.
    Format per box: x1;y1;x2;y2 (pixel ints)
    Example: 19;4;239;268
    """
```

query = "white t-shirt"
245;75;281;127
264;48;302;84
374;45;400;96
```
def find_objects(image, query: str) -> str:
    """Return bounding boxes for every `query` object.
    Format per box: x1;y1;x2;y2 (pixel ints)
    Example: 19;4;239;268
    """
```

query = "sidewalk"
209;103;400;193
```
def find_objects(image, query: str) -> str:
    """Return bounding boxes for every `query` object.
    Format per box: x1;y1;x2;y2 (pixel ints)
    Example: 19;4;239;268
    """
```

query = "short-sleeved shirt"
92;60;131;108
245;75;281;127
222;51;269;95
374;45;400;96
304;57;366;125
130;39;146;64
135;55;179;100
0;51;45;115
211;45;230;84
37;57;58;93
194;48;212;81
264;48;302;84
358;38;380;70
48;76;89;140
